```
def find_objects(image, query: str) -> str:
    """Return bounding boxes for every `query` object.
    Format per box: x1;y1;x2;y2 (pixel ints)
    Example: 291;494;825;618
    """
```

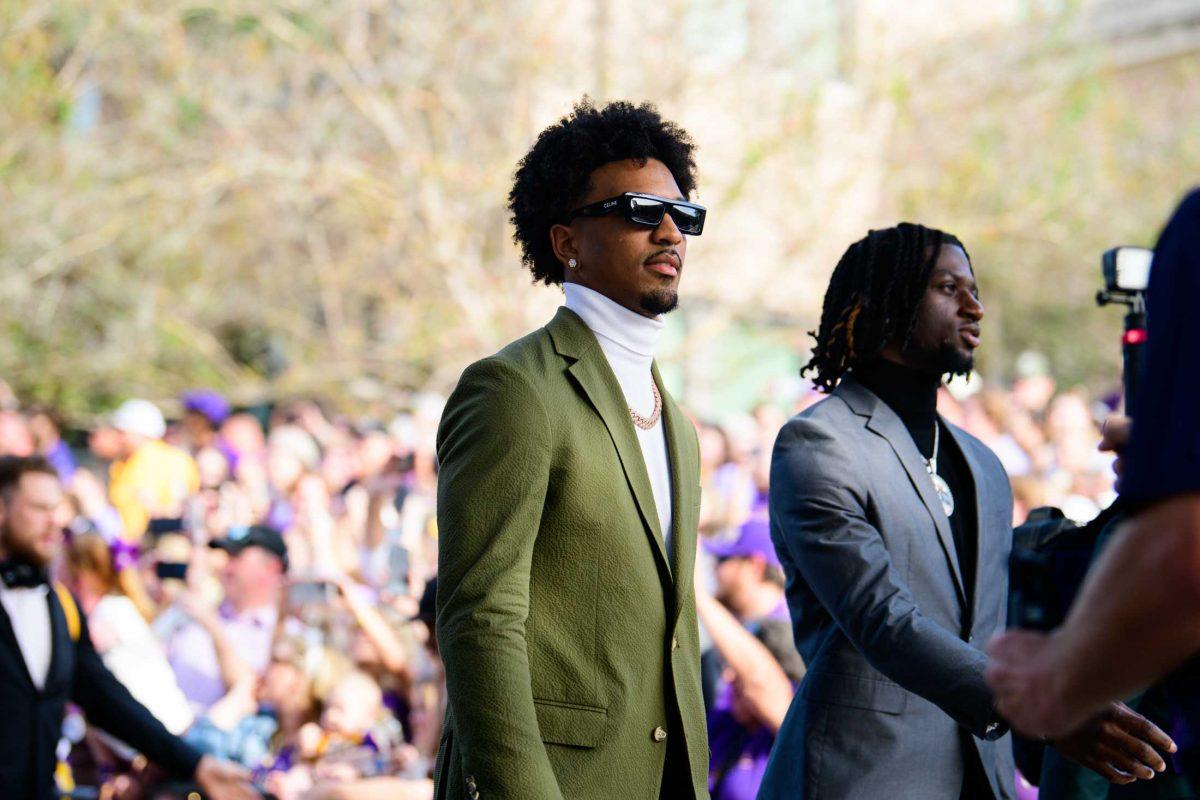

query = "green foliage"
881;34;1200;389
1;1;1197;417
0;0;554;416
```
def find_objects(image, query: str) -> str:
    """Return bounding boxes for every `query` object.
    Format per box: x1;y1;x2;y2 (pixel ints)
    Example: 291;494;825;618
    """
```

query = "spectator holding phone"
65;533;194;736
165;524;287;713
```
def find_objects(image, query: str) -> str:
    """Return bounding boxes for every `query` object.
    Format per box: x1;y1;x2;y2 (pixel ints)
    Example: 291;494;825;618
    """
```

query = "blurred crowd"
0;383;443;800
0;348;1117;800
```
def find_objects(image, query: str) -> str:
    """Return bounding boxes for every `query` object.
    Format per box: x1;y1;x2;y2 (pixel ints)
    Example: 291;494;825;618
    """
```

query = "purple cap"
182;389;231;426
704;514;780;568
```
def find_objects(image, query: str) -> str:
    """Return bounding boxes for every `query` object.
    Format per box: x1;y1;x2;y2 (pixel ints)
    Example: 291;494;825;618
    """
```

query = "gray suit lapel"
944;423;986;619
836;377;968;611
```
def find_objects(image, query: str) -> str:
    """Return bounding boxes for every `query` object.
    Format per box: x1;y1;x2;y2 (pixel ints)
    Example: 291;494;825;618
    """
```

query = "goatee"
639;289;678;316
942;345;975;378
903;341;974;379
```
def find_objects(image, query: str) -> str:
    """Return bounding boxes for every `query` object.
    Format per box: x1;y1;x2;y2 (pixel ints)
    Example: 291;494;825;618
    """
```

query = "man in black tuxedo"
0;455;256;800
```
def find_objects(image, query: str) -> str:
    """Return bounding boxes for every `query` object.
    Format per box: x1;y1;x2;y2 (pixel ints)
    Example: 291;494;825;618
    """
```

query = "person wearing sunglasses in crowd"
434;100;710;800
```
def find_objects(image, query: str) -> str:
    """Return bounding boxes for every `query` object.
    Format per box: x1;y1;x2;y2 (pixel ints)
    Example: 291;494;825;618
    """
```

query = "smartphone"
155;561;188;581
147;517;186;538
386;545;410;595
287;579;335;609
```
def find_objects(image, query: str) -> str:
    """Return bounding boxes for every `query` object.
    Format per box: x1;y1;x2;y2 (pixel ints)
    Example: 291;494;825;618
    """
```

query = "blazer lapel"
655;362;692;610
548;308;671;580
837;377;969;611
0;596;36;690
44;589;72;695
944;423;985;619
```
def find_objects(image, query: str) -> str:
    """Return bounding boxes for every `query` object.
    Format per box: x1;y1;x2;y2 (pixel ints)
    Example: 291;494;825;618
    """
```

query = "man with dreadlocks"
758;224;1173;800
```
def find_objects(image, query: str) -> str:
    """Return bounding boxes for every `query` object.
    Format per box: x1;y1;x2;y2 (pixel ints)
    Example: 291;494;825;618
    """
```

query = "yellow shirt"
108;440;200;541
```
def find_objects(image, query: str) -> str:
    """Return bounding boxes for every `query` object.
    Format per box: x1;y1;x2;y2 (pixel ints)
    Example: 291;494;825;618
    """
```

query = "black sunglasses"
565;192;706;236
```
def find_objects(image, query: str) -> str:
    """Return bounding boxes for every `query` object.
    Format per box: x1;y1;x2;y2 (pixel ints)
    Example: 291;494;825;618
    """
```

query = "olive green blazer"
433;306;708;800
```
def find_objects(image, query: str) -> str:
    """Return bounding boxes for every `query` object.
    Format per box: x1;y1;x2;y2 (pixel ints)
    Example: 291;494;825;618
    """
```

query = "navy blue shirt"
1122;188;1200;502
1119;188;1200;784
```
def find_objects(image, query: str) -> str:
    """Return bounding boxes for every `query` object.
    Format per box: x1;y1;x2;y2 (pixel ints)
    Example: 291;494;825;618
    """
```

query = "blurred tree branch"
2;1;1199;417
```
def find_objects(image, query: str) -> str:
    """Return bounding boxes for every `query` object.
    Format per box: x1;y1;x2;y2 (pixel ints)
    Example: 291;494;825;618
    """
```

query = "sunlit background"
4;0;1200;418
6;5;1200;798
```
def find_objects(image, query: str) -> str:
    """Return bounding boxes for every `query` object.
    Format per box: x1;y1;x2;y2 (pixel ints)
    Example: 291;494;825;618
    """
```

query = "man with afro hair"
434;99;710;799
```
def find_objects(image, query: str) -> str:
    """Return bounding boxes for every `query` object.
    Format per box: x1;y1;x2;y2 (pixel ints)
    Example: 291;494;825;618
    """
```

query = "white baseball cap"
111;399;166;440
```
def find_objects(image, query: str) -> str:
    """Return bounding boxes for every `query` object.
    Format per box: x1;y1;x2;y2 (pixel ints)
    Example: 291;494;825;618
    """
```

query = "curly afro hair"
508;99;699;286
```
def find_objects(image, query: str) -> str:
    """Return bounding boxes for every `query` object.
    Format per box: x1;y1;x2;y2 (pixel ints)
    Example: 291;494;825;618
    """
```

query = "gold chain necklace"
629;382;662;430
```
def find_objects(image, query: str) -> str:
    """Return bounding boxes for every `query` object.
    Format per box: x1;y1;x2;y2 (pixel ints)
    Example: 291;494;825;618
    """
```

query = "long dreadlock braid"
802;223;969;393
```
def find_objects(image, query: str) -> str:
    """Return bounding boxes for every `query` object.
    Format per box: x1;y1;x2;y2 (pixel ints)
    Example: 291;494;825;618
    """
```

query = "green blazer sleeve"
435;357;564;799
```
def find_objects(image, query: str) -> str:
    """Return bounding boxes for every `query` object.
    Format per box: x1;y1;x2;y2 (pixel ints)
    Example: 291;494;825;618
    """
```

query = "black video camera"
1096;245;1154;409
1008;246;1155;632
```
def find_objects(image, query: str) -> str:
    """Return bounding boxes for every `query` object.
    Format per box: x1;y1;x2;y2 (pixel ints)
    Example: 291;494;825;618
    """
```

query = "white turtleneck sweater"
563;283;674;558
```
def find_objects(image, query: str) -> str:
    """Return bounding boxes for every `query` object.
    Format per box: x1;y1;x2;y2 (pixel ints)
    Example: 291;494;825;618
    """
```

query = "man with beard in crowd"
0;456;256;800
435;100;709;800
759;224;1174;799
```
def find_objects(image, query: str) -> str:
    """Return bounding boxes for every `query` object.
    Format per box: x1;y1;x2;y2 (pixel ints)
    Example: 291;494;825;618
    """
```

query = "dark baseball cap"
209;524;288;571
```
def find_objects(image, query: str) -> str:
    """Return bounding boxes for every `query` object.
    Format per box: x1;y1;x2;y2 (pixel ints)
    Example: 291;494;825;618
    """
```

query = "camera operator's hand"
986;629;1091;738
1052;701;1176;784
987;628;1182;766
1099;414;1132;489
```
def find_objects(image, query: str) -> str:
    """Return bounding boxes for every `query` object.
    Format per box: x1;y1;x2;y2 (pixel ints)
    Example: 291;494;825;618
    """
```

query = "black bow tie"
0;561;49;589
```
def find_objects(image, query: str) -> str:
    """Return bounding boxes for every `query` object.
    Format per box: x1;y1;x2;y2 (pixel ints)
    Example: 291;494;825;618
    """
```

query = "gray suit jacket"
758;376;1015;800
